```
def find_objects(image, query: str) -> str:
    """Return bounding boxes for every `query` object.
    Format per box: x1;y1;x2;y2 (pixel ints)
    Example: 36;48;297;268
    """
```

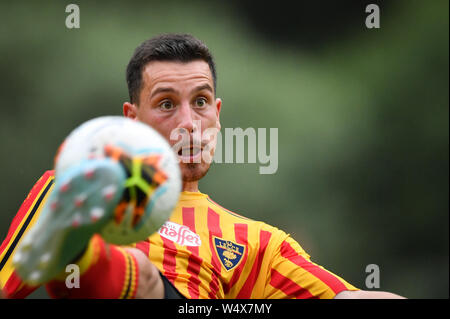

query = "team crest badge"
213;237;245;271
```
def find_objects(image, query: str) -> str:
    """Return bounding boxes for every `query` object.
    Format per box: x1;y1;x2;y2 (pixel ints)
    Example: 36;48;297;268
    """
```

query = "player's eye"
195;97;207;108
159;100;174;110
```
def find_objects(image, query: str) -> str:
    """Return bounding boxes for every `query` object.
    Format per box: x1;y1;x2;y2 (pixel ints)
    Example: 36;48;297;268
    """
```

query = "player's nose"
176;102;197;134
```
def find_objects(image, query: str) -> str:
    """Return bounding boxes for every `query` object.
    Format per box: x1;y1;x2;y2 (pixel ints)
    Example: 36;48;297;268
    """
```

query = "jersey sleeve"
264;233;359;299
0;170;55;298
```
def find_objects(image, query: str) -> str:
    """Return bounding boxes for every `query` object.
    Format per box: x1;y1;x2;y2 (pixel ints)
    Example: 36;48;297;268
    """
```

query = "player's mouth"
177;145;202;163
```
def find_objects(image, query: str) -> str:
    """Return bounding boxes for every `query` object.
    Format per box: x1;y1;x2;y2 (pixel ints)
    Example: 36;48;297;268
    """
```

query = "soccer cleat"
13;157;127;285
13;116;181;286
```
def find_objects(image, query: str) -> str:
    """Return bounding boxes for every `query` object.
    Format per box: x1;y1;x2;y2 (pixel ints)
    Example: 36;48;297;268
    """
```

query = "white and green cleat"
13;158;126;285
13;116;181;286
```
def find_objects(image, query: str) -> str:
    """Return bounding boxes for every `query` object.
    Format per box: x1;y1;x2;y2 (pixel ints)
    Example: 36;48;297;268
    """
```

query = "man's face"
124;60;222;183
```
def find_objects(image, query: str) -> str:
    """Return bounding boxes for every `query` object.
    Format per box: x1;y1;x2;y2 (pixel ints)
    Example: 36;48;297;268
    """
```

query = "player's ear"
123;102;138;120
215;98;222;130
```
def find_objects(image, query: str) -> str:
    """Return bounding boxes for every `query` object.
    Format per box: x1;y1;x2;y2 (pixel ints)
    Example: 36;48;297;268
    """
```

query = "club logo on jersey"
213;237;245;272
158;221;201;247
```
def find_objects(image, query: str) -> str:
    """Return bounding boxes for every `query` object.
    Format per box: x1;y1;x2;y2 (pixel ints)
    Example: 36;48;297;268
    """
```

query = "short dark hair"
126;33;217;104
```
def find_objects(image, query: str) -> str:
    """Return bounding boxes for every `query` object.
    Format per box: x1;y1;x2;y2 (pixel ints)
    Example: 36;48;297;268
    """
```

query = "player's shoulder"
34;169;55;180
18;170;55;206
32;170;55;187
205;195;287;234
204;195;253;222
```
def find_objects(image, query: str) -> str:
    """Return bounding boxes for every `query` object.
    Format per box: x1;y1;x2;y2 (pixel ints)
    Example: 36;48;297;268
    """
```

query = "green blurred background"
0;0;448;298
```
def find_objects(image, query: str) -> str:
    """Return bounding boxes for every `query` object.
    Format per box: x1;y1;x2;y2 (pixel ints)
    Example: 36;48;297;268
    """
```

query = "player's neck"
182;180;199;192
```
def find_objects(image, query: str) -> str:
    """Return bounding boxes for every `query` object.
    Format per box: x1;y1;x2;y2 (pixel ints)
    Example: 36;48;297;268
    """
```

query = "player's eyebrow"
150;87;178;99
191;84;213;95
150;84;213;99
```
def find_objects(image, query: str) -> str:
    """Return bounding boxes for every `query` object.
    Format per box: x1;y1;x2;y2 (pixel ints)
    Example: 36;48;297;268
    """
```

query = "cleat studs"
71;213;82;228
21;234;33;248
74;194;87;207
90;207;104;222
30;271;41;282
84;168;95;179
50;201;59;211
102;185;117;201
60;181;71;193
13;251;23;264
39;253;51;266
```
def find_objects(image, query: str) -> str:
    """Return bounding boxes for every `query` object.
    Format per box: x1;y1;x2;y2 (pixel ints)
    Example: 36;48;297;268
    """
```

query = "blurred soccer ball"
55;116;181;244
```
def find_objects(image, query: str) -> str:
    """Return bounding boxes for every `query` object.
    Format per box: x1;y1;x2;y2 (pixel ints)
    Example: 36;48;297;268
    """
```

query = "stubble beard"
180;162;211;182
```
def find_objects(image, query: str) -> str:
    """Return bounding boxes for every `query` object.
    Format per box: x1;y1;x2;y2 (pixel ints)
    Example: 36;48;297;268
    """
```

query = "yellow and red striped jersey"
143;191;358;299
0;170;358;299
0;171;55;298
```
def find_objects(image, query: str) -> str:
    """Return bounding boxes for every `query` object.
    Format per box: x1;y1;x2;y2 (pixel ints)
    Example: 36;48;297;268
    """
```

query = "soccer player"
0;34;404;299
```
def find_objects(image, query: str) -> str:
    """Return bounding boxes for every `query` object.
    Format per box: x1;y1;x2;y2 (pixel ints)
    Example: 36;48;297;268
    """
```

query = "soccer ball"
54;116;181;245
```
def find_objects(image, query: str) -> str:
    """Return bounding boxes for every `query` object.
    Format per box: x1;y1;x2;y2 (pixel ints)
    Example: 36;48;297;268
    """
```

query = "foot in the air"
13;156;126;285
